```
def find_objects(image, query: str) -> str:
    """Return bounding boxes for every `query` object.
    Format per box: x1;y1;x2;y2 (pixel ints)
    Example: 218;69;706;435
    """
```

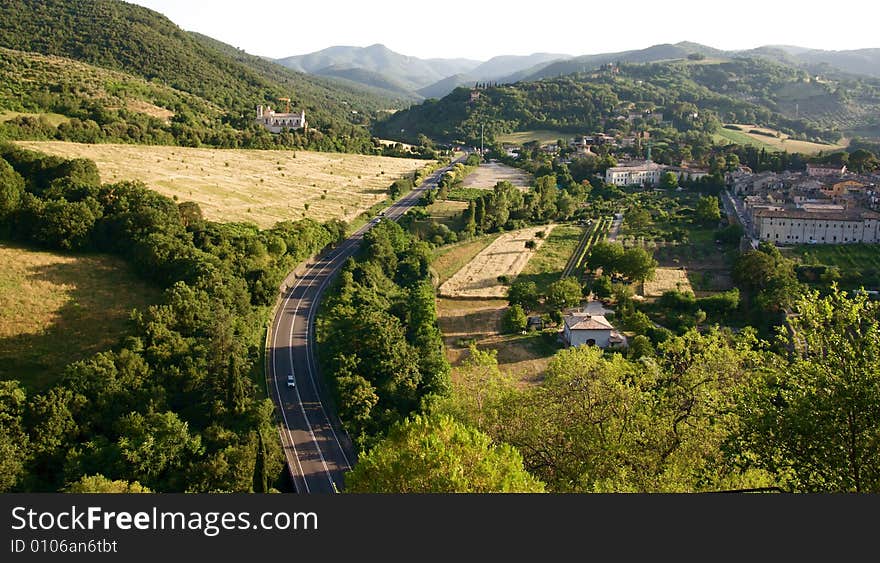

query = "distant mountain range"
275;45;573;100
275;42;880;100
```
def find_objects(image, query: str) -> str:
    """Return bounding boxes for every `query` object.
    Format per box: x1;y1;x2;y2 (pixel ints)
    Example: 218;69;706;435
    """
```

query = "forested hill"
0;0;395;133
375;56;880;146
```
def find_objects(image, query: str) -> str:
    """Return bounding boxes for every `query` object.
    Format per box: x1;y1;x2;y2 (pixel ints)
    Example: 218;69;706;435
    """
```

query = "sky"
129;0;879;61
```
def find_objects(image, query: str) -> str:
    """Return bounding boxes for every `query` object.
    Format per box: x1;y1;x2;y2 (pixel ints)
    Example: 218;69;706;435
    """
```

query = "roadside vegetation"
0;143;348;493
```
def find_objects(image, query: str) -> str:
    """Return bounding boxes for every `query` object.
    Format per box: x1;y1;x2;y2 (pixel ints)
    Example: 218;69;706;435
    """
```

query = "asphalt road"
268;155;465;494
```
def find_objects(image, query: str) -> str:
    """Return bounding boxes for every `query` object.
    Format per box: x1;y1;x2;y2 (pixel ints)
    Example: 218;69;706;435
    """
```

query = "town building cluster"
729;164;880;245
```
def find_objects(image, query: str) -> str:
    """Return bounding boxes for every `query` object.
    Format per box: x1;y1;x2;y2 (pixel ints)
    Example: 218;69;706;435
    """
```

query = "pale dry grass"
438;225;556;298
125;99;174;121
460;161;532;190
642;267;695;297
432;234;500;285
0;243;161;390
726;123;847;154
17;142;430;228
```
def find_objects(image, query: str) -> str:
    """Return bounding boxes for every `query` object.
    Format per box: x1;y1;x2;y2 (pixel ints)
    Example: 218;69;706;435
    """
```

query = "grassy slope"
0;46;219;119
715;124;848;154
0;0;392;128
0;242;162;390
17;141;429;228
790;244;880;289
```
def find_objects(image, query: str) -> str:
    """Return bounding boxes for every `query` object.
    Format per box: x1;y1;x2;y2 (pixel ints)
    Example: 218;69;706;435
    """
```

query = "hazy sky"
129;0;879;61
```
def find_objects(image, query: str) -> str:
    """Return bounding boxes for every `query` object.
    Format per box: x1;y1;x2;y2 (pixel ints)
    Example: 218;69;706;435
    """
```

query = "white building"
561;312;624;348
605;160;664;187
255;105;307;133
753;206;880;244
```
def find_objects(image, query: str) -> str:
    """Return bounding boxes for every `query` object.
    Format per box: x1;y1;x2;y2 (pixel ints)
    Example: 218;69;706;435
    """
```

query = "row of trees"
0;144;345;492
317;220;451;452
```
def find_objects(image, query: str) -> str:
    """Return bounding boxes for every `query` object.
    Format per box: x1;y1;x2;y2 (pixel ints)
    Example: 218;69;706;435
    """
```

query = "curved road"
268;155;465;494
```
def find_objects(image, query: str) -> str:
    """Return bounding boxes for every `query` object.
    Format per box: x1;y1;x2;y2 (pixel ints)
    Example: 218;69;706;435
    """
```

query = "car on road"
287;373;296;388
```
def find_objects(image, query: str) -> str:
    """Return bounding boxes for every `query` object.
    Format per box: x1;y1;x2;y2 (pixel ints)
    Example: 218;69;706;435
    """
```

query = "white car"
287;373;296;388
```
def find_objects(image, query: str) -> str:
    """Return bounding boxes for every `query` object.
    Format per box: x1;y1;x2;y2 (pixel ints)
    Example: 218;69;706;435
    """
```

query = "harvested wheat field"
642;267;695;297
438;225;556;298
460;161;532;190
17;142;430;228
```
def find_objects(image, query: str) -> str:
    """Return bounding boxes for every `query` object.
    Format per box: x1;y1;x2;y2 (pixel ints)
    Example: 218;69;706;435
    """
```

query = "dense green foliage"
0;1;420;153
0;145;345;492
317;220;450;451
344;414;544;493
374;55;880;146
440;286;880;493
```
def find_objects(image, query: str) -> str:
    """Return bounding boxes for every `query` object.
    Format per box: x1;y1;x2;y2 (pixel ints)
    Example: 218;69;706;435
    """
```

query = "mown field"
16;142;430;228
431;233;500;285
495;130;571;145
714;124;847;154
514;224;584;288
0;243;162;390
459;161;532;190
438;225;556;298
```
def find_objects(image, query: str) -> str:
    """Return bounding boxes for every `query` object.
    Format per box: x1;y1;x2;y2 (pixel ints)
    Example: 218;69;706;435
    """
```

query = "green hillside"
375;55;880;147
0;0;405;151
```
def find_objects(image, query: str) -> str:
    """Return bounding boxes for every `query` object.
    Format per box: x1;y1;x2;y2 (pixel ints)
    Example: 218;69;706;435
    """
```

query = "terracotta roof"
564;313;614;331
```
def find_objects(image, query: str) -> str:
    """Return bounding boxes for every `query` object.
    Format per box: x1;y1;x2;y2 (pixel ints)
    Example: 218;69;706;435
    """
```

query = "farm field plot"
438;225;556;298
432;233;500;285
515;224;584;287
16;141;430;228
437;298;555;386
715;124;847;154
459;161;532;190
642;267;695;297
0;243;161;390
495;130;570;145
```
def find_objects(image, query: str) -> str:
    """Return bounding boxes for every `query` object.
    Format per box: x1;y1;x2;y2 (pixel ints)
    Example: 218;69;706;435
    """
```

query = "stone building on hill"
255;104;307;133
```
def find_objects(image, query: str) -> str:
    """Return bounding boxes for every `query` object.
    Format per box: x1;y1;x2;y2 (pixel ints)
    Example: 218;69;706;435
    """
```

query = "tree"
847;149;879;174
734;289;880;492
502;304;528;333
590;275;613;299
695;195;721;224
344;414;544;492
586;241;624;274
733;242;801;311
114;410;204;490
618;247;657;282
626;208;652;231
660;171;679;189
546;277;583;311
64;474;151;493
507;280;540;311
0;157;25;222
0;381;28;492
